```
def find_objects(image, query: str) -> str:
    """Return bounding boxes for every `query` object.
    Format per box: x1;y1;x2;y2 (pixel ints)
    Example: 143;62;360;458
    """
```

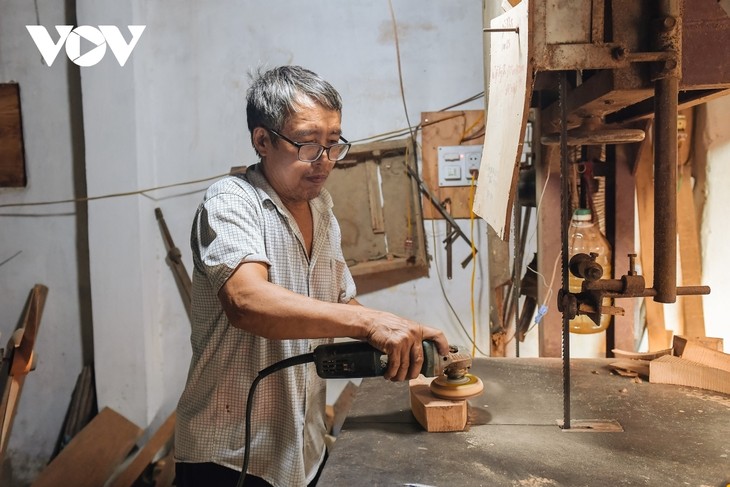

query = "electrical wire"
236;352;316;487
387;0;487;356
469;176;478;356
429;218;488;356
0;172;227;209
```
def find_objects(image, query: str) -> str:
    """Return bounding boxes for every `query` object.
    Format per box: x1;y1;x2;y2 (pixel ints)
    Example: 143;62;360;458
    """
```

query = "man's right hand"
361;310;449;382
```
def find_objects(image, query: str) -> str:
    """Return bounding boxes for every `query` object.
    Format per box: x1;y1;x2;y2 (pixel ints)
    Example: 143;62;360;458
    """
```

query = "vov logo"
26;25;146;67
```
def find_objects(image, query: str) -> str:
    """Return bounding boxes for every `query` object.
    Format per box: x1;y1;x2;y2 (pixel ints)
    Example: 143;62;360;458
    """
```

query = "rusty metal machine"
489;0;730;428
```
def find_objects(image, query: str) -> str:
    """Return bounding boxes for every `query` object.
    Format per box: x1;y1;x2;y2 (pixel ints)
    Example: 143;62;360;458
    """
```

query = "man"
174;65;449;487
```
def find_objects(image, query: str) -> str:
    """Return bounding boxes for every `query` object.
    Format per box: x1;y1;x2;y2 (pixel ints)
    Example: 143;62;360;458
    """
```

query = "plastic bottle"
568;208;612;334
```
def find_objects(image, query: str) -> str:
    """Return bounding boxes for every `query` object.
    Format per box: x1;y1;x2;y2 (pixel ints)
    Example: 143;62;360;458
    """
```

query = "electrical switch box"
437;145;483;187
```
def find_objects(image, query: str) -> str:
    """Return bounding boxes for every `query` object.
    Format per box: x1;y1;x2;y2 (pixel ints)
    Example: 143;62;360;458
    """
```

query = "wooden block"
108;411;176;487
409;376;467;432
32;407;142;487
649;355;730;395
672;335;724;356
680;342;730;373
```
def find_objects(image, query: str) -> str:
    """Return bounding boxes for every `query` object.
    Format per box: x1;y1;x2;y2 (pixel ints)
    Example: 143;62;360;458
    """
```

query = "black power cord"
236;352;316;487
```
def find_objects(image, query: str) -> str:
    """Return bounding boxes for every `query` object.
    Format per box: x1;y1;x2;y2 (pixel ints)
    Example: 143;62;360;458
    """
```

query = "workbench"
318;358;730;486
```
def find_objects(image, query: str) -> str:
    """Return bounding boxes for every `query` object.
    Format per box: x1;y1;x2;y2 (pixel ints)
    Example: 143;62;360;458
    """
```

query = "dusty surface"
319;358;730;486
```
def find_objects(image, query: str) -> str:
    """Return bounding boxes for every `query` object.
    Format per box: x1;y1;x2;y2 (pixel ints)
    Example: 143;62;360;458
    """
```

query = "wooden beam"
0;285;48;464
634;128;671;350
677;163;705;337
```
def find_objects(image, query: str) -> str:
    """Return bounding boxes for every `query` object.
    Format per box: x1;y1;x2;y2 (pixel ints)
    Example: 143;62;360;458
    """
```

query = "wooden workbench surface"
318;358;729;486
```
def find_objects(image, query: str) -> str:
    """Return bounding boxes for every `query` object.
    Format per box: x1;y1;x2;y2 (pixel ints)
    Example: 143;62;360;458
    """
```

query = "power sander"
312;340;484;400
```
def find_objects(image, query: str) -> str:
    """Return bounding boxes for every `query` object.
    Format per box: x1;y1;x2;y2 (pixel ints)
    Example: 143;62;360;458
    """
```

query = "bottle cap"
572;208;592;221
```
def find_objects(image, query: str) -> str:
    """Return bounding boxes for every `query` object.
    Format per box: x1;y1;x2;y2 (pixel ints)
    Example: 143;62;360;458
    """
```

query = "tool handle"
312;341;441;379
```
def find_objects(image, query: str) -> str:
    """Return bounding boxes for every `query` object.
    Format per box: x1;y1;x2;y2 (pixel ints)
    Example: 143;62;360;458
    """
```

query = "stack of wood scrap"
31;407;176;487
609;336;729;395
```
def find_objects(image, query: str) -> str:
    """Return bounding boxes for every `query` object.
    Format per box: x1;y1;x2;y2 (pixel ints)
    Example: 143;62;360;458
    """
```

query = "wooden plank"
536;145;563;357
108;411;176;487
609;144;636;352
677;163;705;337
409;376;467;432
633;128;671;350
680;341;730;373
0;285;48;463
0;83;27;187
32;407;142;487
649;355;730;395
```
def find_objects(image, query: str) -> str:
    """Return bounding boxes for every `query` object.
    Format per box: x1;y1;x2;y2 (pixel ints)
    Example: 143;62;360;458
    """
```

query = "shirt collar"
244;163;334;215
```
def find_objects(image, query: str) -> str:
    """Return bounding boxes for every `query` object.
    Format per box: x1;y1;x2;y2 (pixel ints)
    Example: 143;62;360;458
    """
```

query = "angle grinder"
312;340;484;400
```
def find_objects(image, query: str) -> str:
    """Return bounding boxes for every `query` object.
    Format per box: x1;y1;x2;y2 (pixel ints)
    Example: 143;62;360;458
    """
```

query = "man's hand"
361;311;449;382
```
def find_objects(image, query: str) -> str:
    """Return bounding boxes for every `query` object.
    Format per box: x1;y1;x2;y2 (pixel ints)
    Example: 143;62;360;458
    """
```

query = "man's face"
256;101;342;207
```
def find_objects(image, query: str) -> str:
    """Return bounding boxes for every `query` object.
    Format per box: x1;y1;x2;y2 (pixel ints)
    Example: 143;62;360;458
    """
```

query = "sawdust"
514;475;559;486
684;389;730;408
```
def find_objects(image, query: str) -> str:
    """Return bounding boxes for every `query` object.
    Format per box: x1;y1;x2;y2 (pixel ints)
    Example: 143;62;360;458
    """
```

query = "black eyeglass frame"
265;127;351;163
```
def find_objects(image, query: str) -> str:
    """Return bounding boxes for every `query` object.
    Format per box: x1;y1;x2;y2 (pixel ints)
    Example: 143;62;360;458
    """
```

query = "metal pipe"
653;0;682;303
653;77;678;302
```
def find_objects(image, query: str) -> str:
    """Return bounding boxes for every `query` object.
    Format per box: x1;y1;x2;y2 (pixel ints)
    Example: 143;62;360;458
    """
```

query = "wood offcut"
409;376;467;432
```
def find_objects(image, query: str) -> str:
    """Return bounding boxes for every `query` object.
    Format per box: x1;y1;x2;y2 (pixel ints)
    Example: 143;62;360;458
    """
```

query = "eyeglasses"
266;127;351;163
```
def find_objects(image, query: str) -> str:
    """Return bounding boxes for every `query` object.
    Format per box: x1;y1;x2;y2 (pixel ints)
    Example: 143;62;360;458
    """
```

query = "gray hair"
246;65;343;152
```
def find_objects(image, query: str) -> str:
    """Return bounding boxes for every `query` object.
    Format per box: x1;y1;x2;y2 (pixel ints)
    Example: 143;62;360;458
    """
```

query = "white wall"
701;96;730;352
0;0;86;483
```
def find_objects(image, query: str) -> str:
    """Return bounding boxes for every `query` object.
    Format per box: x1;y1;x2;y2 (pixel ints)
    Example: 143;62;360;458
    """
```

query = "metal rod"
483;27;520;34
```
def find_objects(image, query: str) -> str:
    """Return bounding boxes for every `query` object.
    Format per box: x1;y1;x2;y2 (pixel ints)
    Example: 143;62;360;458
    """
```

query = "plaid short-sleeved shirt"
174;164;356;487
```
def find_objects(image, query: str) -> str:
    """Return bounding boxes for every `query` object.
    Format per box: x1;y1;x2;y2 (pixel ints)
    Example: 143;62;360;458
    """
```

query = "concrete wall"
0;0;88;483
1;1;488;484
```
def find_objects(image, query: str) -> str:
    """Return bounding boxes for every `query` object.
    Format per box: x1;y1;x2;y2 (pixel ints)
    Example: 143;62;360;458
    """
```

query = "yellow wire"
460;112;485;142
469;175;478;356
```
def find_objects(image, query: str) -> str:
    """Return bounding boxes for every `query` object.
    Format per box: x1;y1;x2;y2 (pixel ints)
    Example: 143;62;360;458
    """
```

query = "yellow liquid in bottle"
568;210;612;334
568;258;612;333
